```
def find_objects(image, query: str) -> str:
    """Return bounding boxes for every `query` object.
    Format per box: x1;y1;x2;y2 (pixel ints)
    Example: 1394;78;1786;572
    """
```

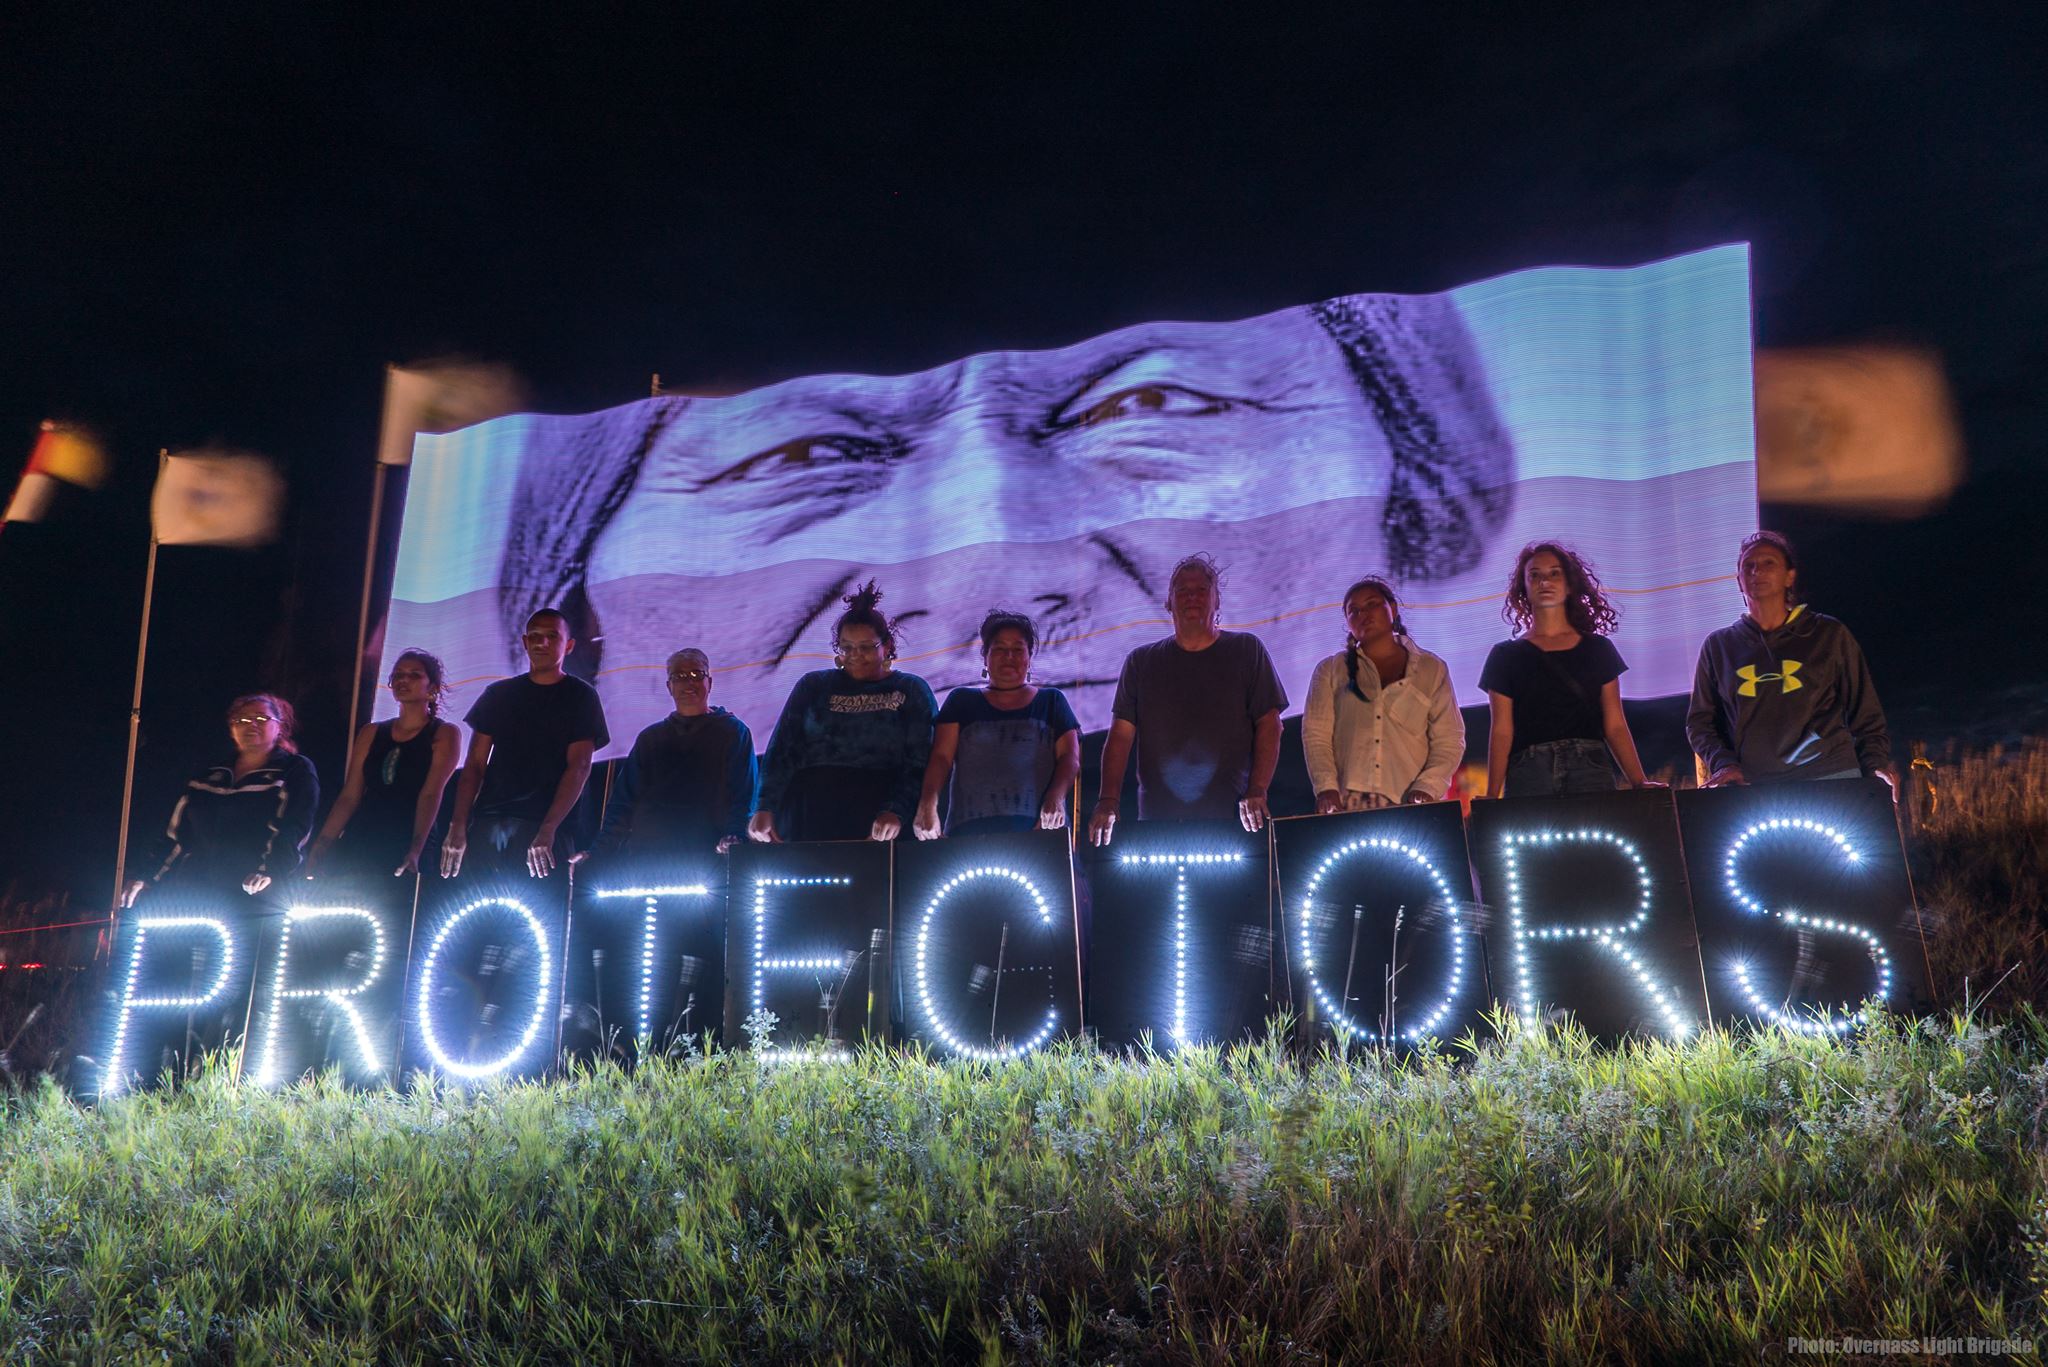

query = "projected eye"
1054;383;1240;429
698;434;902;488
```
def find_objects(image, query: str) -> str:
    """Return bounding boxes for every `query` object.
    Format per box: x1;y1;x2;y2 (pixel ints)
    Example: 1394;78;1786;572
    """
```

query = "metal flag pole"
345;458;390;752
109;451;167;924
348;364;406;753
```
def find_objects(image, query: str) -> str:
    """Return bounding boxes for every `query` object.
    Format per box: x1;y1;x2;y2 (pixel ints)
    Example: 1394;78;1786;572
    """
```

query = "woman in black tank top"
306;649;464;879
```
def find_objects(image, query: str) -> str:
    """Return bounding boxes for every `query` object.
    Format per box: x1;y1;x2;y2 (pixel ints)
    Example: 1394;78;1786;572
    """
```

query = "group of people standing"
124;530;1891;907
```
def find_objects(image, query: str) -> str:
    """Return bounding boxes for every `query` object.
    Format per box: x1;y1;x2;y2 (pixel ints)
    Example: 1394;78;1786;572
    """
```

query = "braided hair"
1341;576;1407;703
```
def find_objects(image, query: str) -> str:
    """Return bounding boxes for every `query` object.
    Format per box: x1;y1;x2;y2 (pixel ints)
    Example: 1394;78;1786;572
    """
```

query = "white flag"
376;360;526;466
152;450;285;547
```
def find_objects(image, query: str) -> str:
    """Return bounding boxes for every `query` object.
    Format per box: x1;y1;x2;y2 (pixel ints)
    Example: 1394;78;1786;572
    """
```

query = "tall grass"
0;741;2043;1360
1910;738;2048;1012
3;1014;2046;1363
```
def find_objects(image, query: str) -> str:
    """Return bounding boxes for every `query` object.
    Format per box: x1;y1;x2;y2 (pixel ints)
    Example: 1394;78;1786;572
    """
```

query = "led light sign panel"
726;842;892;1053
1273;803;1486;1048
96;890;260;1097
400;875;570;1084
564;856;727;1060
1082;821;1271;1050
890;830;1081;1060
1677;781;1933;1033
1468;790;1708;1042
242;874;418;1089
380;247;1753;750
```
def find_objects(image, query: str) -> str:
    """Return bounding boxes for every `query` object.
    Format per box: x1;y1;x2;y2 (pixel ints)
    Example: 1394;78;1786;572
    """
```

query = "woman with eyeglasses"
913;609;1081;839
750;580;937;843
306;649;463;879
121;692;321;907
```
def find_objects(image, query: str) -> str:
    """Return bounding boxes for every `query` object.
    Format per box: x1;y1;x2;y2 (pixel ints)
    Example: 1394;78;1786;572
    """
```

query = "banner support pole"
109;451;166;927
346;459;390;753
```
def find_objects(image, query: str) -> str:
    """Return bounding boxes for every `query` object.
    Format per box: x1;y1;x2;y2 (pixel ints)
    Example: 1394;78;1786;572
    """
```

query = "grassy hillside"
4;1015;2045;1364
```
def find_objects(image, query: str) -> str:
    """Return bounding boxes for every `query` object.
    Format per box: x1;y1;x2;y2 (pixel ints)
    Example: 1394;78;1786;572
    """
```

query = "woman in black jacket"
122;692;320;906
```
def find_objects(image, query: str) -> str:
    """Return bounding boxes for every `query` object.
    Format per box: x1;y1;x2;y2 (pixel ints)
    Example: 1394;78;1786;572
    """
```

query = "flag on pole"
4;421;110;523
376;360;526;466
1755;346;1963;516
151;450;285;546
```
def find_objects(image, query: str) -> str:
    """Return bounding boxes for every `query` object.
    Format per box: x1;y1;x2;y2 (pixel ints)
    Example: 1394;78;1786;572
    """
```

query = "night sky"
2;4;2043;905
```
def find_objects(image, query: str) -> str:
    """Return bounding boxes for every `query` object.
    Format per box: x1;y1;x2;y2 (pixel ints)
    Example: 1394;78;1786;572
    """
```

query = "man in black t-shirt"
441;608;611;879
1089;554;1288;844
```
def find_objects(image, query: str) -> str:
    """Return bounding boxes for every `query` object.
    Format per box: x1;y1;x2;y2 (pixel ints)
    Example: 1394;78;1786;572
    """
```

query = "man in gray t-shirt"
1089;554;1288;844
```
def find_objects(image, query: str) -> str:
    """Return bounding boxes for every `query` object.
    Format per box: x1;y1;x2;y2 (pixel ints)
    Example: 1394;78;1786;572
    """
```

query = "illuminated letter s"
1723;817;1890;1034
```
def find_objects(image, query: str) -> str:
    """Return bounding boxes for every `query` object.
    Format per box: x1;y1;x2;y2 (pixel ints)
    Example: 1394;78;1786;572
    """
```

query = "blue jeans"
1504;739;1620;798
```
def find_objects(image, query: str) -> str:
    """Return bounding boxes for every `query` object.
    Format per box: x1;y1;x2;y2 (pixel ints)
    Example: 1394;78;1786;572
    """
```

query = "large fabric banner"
379;245;1754;755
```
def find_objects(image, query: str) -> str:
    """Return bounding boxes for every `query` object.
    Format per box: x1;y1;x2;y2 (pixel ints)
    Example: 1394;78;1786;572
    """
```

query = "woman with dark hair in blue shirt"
913;610;1082;839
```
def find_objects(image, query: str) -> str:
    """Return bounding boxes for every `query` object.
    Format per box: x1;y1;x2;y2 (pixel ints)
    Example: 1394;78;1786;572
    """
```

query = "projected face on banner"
543;296;1509;719
383;245;1755;751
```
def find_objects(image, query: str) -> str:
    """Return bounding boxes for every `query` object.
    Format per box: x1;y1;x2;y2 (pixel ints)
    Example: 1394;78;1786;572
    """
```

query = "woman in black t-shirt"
307;649;463;878
1478;542;1658;799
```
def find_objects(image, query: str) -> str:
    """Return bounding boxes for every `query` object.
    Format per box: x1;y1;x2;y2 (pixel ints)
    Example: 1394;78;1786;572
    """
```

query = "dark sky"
2;3;2043;902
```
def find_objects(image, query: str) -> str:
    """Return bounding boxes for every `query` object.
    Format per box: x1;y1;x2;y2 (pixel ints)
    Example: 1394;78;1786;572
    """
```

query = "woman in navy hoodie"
1685;531;1894;795
748;581;937;843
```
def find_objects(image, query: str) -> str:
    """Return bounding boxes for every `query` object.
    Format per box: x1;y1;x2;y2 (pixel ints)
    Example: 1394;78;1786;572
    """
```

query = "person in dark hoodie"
749;580;937;843
121;692;321;906
594;647;758;856
1686;531;1895;795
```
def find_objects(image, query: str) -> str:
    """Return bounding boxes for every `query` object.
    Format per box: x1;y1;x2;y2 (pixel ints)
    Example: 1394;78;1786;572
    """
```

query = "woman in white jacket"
1301;577;1466;812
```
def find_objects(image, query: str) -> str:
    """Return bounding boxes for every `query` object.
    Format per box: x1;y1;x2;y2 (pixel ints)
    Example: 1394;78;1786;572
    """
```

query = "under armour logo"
1737;660;1803;696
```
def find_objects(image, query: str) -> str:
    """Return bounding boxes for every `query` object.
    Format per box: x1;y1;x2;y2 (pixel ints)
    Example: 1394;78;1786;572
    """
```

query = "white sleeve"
1301;656;1342;796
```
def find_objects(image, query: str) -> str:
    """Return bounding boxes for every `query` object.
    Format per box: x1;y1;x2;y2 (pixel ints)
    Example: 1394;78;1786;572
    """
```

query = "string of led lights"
1293;835;1465;1043
413;896;554;1079
912;864;1060;1060
750;875;855;1058
591;884;713;1043
102;915;235;1097
1723;815;1889;1035
1501;829;1696;1039
1117;851;1245;1046
252;906;389;1086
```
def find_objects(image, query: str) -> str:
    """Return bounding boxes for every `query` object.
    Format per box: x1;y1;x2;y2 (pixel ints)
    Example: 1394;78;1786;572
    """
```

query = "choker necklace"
985;683;1028;693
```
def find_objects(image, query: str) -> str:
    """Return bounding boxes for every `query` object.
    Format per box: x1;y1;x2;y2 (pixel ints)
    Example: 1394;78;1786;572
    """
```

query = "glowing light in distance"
414;896;554;1079
103;916;236;1097
253;906;389;1086
1294;836;1463;1043
913;864;1059;1060
1723;816;1889;1035
1502;829;1696;1039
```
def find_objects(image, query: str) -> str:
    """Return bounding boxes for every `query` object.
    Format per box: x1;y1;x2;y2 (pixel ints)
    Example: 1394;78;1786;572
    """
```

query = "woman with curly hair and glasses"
750;580;937;843
1479;542;1657;799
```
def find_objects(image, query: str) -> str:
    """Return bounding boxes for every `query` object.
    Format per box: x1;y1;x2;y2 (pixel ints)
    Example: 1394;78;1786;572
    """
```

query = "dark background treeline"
2;4;2044;914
